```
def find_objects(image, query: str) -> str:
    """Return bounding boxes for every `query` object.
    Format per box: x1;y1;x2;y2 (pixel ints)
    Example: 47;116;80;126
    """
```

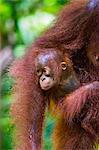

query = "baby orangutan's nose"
41;77;46;81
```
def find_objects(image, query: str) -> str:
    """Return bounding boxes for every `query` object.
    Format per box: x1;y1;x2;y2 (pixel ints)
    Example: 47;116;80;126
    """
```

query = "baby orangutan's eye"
95;55;99;62
45;74;50;77
43;66;51;75
37;69;42;76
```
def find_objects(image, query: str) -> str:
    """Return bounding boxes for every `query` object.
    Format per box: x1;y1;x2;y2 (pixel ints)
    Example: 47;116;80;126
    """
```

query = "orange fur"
10;0;99;149
61;81;99;122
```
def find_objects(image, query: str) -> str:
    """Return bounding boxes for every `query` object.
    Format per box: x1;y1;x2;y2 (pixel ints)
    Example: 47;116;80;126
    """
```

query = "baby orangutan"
35;50;80;98
10;48;80;150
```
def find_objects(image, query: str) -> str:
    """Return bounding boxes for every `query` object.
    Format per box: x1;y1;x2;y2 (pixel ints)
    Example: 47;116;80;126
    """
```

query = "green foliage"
18;12;55;44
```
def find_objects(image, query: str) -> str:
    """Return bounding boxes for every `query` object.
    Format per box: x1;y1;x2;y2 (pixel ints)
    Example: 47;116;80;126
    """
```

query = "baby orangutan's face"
36;66;56;90
35;51;69;91
35;51;79;92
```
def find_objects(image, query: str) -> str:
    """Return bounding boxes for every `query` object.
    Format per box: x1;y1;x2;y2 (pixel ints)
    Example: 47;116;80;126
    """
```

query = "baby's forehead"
37;51;58;65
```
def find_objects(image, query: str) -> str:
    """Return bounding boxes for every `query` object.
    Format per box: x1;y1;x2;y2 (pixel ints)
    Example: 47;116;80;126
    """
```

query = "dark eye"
43;66;51;75
37;69;42;76
95;55;99;62
43;68;46;73
45;74;50;77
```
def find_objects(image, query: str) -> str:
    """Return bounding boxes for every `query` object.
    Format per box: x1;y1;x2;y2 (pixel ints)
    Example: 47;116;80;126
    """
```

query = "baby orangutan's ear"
61;62;67;71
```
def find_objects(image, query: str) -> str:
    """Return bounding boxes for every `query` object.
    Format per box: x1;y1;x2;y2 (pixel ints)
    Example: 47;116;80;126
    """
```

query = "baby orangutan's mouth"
41;85;51;90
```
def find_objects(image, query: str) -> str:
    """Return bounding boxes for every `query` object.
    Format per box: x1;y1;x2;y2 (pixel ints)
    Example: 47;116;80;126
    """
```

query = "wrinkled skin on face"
35;51;58;90
35;51;80;93
37;66;56;90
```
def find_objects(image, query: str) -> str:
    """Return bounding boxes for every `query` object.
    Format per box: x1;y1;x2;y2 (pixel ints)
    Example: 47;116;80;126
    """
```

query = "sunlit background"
0;0;99;150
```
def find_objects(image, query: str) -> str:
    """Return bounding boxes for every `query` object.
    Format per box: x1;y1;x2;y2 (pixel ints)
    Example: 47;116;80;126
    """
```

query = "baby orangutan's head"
35;49;78;91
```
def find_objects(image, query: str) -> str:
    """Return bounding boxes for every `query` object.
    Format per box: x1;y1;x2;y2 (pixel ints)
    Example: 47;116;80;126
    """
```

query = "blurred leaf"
57;0;70;5
44;0;57;6
0;3;12;33
18;12;55;44
13;44;26;58
1;118;10;127
0;3;11;18
1;74;12;95
1;118;13;150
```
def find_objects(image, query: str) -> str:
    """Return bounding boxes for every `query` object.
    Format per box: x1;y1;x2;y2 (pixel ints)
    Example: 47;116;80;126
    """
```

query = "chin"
41;86;51;91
